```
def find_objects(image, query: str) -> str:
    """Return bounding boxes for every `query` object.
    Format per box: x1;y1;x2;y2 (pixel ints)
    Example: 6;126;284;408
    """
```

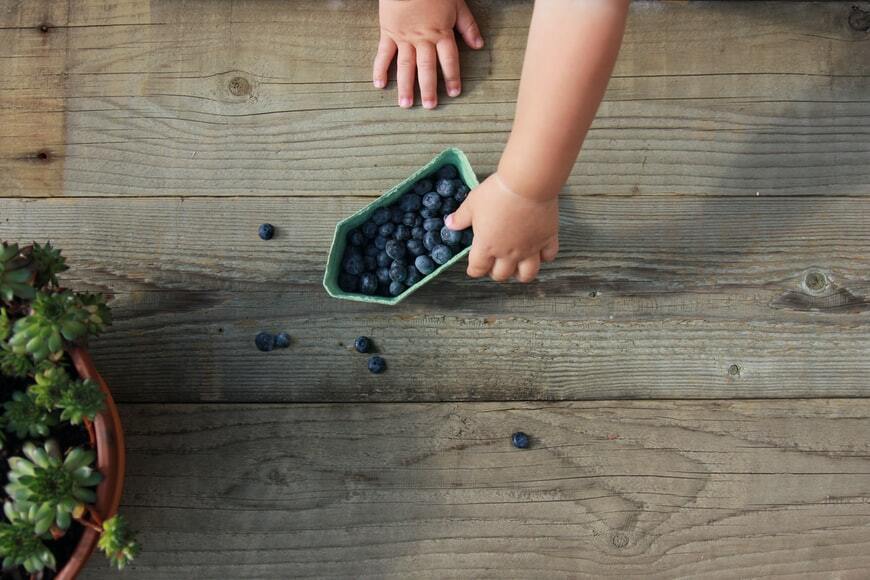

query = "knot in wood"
849;5;870;32
228;76;251;96
611;532;630;549
728;364;741;377
804;271;828;293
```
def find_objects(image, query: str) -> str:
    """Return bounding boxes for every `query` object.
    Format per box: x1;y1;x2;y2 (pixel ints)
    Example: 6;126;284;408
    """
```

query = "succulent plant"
0;307;9;341
27;365;70;410
0;345;34;378
56;378;104;425
0;502;55;573
98;515;140;570
6;440;102;533
0;243;35;303
30;242;68;289
3;391;54;439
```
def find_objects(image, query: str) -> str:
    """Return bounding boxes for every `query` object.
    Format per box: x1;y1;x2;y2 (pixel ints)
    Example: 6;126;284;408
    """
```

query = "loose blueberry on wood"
385;239;406;261
359;272;379;294
354;336;372;353
431;244;454;265
415;255;436;275
440;225;463;246
437;164;458;180
368;355;387;373
255;332;275;352
274;332;291;348
372;207;391;225
258;223;275;240
511;432;530;449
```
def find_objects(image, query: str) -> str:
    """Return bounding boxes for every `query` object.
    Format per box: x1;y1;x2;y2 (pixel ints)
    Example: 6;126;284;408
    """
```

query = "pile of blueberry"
338;164;473;297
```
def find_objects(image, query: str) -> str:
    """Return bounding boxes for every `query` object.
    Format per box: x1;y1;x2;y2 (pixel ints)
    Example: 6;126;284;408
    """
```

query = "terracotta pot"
54;347;126;580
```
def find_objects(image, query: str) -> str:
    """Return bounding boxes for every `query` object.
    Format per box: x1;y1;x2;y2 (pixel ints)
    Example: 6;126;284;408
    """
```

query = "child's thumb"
456;1;484;50
445;202;472;231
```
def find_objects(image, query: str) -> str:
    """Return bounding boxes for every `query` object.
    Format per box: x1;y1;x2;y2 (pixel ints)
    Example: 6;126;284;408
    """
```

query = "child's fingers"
372;36;397;89
456;0;484;49
516;257;541;283
467;243;493;278
490;258;517;283
540;237;559;262
396;43;416;108
415;42;438;109
436;38;461;97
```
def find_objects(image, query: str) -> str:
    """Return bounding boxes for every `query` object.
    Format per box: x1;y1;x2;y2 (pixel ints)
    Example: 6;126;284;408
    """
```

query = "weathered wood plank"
1;197;866;402
84;401;870;578
2;1;869;197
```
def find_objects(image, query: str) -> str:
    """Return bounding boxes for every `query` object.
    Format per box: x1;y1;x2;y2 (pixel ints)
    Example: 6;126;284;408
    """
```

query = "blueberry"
359;273;378;294
402;212;417;227
511;432;530;449
338;272;359;292
364;255;377;271
374;236;388;250
399;193;422;212
385;239;406;261
413;179;433;195
435;178;456;198
454;183;470;203
423;231;440;251
274;332;291;348
390;206;405;224
461;229;474;247
368;355;387;373
441;225;463;246
415;255;436;275
376;267;391;285
422;192;442;211
362;220;379;239
342;253;365;275
354;336;372;353
405;266;422;286
389;261;407;282
379;222;395;237
437;164;458;180
258;223;275;240
348;228;364;247
365;244;379;257
377;251;392;268
395;224;411;241
431;244;454;265
411;226;425;240
406;239;426;256
255;332;275;352
388;280;406;297
440;197;458;216
423;217;444;232
372;207;391;225
420;207;439;219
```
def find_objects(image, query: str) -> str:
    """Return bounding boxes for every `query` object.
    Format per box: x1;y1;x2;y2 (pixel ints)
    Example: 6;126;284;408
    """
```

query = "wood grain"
1;196;866;403
83;401;870;579
2;1;868;197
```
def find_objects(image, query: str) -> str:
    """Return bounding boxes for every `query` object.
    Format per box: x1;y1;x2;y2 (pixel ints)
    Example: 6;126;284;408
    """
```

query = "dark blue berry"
372;207;391;225
376;267;391;285
362;221;378;238
354;336;372;353
365;244;379;257
440;197;458;216
402;212;417;227
441;225;463;246
338;272;359;292
385;239;406;261
511;432;530;449
368;355;387;373
359;273;378;294
461;229;474;247
399;193;422;212
415;255;436;275
411;226;425;240
274;332;291;348
379;222;395;237
431;244;454;265
422;192;442;211
395;225;411;241
348;228;364;246
390;206;405;224
374;236;388;250
388;281;406;296
437;164;458;180
377;251;392;268
420;207;439;219
342;253;365;275
423;230;440;251
435;178;456;197
405;266;422;286
413;179;433;195
364;255;377;271
258;223;275;240
389;261;407;282
423;217;444;232
454;184;470;203
406;239;425;256
255;332;275;352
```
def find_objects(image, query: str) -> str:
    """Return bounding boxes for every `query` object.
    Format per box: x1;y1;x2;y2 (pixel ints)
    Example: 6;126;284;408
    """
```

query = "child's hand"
374;0;484;109
445;174;559;283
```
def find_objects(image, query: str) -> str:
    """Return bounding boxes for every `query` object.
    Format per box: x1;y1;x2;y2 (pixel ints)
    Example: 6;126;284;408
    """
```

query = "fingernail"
445;213;454;227
399;97;412;108
475;37;484;48
374;79;385;88
423;100;436;109
447;87;460;97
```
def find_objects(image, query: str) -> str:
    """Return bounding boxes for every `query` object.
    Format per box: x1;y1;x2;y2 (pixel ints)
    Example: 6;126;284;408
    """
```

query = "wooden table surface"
1;0;868;577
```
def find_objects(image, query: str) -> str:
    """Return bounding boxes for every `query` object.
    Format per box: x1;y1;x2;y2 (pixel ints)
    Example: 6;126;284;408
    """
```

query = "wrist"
497;145;562;202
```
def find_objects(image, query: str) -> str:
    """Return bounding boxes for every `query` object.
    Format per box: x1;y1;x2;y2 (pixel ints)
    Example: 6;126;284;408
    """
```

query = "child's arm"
447;0;629;282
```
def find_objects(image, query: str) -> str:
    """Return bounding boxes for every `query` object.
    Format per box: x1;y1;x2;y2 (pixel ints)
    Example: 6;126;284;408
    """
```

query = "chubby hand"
445;174;559;283
375;0;484;109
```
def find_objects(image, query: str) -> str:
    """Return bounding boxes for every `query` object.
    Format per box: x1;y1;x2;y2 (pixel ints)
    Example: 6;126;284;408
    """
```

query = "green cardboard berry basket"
323;147;478;305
